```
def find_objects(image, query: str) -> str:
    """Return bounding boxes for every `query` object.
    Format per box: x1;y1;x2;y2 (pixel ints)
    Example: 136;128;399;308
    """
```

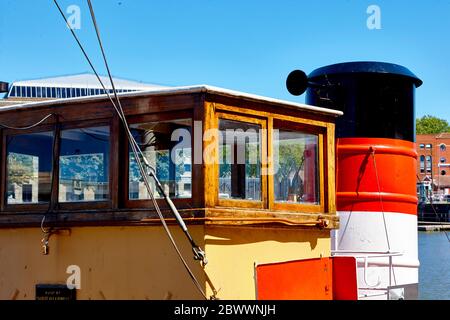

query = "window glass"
218;119;261;200
273;128;319;204
426;144;432;149
6;131;54;204
59;126;110;202
441;157;446;163
26;86;31;97
441;144;446;152
419;144;424;149
129;119;192;199
31;87;36;97
420;155;425;173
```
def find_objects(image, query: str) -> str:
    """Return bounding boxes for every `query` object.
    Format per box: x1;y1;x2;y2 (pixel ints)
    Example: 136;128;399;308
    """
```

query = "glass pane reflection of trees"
59;126;110;202
273;129;319;204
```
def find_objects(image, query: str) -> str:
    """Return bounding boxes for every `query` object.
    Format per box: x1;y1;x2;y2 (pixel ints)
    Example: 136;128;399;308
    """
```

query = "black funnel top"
306;61;422;142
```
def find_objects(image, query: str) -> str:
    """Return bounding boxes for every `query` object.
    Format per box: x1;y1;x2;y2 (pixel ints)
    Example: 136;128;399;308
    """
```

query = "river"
419;231;450;300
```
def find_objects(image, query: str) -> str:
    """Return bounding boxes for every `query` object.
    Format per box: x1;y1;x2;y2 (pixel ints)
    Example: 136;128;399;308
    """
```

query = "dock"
418;221;450;231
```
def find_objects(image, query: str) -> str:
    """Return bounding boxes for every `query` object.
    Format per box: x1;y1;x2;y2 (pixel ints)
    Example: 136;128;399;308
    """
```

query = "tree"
416;115;450;134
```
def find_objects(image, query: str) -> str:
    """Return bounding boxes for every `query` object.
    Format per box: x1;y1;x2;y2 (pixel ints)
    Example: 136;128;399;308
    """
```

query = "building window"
441;157;446;163
9;86;16;97
442;170;447;176
59;126;110;202
218;118;261;201
273;128;319;204
6;131;54;204
128;119;192;200
419;144;424;149
26;86;31;97
426;144;432;149
426;155;432;173
441;144;447;152
420;155;425;173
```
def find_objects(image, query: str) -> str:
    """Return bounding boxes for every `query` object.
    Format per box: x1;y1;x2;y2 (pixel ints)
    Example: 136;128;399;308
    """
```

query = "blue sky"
0;0;449;121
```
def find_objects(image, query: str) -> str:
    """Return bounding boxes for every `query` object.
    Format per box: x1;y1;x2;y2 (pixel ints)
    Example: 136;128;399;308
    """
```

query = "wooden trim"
326;123;336;214
214;102;330;128
110;115;120;209
267;116;274;211
215;111;267;210
203;102;217;208
0;207;338;230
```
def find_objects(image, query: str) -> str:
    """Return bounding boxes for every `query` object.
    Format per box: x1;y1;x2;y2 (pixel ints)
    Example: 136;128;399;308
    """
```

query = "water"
419;231;450;299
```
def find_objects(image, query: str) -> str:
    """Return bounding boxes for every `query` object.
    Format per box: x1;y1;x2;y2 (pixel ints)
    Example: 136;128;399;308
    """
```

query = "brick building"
416;133;450;196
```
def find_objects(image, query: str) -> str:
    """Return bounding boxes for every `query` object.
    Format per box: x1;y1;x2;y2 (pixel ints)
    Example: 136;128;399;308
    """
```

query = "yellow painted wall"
0;225;330;300
0;226;206;300
204;226;331;299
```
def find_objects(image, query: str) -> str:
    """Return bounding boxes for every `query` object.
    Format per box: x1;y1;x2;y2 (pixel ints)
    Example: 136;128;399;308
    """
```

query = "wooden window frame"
215;112;268;210
122;110;195;210
57;118;116;211
1;124;57;213
269;118;326;214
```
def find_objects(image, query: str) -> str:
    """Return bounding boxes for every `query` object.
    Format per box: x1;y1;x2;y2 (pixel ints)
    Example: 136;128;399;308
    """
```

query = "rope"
370;147;397;285
52;0;216;299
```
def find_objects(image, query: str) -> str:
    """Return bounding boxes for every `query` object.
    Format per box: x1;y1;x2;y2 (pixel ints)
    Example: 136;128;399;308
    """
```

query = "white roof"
0;85;343;117
11;73;166;90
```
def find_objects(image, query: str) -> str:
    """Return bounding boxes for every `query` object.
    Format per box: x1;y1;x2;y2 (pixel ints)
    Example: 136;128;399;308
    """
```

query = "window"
26;87;31;97
426;155;432;173
273;128;319;204
31;87;36;97
128;119;192;200
6;131;54;204
419;144;424;149
442;170;447;176
441;144;447;152
420;155;425;173
59;126;110;202
441;157;446;163
426;144;432;149
218;118;262;201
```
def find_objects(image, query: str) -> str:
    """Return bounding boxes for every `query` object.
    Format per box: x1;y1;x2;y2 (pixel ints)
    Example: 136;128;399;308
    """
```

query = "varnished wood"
0;90;338;229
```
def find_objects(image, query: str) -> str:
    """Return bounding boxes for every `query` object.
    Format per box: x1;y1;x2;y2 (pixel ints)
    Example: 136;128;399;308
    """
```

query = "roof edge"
0;85;343;117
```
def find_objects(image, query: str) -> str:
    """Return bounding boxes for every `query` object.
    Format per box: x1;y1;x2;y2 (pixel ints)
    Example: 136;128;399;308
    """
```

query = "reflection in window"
218;119;261;200
6;131;54;204
129;119;192;200
273;128;319;204
59;126;110;202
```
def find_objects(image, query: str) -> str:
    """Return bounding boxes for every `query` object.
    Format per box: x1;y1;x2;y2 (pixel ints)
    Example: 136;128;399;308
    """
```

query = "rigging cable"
52;0;216;299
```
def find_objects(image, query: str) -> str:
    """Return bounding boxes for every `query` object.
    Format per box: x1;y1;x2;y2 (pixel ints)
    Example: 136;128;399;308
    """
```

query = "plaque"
35;284;76;301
